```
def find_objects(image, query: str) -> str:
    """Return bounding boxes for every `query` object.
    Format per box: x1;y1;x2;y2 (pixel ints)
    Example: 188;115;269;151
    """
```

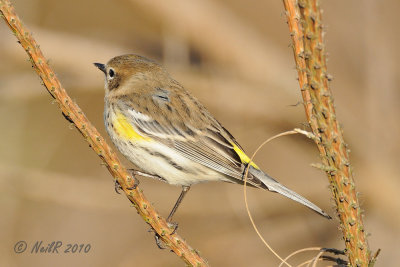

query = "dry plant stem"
244;130;300;267
282;0;372;266
310;250;324;267
244;130;326;267
278;247;321;267
0;1;208;266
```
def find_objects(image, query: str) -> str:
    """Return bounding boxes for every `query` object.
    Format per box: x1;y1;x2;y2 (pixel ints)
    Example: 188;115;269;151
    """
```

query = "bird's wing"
115;91;259;182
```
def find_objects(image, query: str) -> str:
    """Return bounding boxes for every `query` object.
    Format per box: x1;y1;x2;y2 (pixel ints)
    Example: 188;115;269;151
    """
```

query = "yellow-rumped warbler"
94;54;330;222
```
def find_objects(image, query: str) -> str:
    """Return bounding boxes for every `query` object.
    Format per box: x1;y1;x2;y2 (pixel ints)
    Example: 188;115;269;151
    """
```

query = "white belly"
111;136;226;186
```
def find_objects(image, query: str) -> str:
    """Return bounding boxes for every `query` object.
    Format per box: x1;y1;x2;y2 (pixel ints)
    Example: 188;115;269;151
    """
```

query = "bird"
94;54;330;223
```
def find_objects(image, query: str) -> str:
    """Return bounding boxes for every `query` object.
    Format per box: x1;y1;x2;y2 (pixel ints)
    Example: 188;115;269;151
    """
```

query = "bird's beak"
94;63;106;74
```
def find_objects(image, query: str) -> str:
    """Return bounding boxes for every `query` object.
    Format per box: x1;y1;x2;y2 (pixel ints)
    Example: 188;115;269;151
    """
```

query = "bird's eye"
108;68;115;79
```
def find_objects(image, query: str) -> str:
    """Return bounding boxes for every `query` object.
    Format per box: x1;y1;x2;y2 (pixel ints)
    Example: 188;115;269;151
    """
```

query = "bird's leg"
115;169;166;193
130;170;159;180
150;185;191;249
167;186;191;222
164;185;190;235
129;169;166;183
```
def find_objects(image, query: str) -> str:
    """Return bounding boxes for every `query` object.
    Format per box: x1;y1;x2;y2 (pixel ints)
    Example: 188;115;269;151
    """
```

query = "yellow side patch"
232;144;259;169
114;112;150;141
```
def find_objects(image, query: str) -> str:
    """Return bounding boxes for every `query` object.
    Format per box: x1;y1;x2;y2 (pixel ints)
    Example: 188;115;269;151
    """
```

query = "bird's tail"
249;166;331;219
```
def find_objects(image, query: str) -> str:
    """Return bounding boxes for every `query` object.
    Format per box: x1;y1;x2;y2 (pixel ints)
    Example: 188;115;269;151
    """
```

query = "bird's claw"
114;172;140;194
148;221;179;249
167;221;179;235
154;233;166;249
148;228;166;249
126;174;140;190
114;179;122;194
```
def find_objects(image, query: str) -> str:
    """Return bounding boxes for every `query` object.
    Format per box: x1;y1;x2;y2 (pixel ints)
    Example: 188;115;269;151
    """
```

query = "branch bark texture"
0;0;208;265
282;1;373;266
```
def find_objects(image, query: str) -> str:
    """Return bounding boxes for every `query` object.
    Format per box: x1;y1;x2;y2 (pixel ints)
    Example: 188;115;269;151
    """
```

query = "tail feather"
249;166;331;219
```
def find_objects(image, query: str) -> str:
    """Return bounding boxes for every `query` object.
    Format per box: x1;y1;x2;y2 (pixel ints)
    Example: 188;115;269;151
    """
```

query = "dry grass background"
0;0;399;266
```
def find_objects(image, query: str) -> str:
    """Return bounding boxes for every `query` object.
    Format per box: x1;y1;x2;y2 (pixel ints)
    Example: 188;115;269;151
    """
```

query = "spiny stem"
282;0;374;266
0;0;208;265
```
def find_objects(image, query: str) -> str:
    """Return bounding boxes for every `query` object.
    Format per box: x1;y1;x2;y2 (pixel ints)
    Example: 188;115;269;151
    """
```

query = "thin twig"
0;1;208;265
278;247;321;267
282;0;373;266
310;250;324;267
243;130;299;267
243;130;331;267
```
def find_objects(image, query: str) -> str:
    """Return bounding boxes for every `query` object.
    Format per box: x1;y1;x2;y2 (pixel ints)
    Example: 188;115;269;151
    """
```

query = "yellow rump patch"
114;112;150;141
232;144;259;169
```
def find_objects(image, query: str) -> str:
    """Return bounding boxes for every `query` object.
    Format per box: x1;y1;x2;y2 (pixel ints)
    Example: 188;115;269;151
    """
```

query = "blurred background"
0;0;399;266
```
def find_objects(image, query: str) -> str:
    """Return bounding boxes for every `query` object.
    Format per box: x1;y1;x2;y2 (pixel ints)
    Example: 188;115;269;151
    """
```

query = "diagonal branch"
282;1;375;266
0;0;208;265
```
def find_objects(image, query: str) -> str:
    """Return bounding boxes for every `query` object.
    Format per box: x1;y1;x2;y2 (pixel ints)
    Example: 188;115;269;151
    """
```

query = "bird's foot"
114;179;122;194
126;170;140;190
113;174;139;194
148;221;179;249
167;221;179;235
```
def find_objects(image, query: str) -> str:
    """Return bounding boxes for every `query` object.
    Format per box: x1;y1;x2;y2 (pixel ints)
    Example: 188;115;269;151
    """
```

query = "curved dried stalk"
243;130;301;267
282;0;374;266
0;0;208;265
